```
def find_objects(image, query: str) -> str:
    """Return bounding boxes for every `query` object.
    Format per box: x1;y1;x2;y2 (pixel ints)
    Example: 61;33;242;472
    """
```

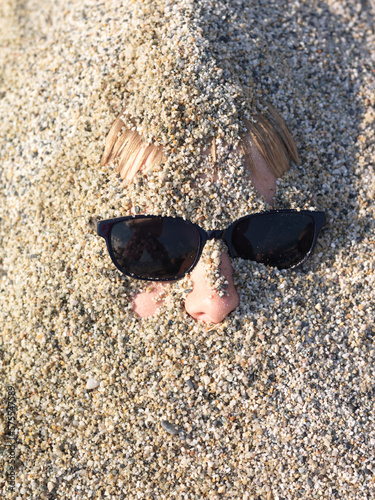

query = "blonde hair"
101;104;299;183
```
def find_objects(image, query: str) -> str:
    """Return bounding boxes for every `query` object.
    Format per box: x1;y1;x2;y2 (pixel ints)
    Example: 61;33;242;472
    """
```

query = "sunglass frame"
97;209;326;281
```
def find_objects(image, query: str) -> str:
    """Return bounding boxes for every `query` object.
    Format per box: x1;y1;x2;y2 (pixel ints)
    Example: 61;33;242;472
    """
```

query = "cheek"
132;283;169;317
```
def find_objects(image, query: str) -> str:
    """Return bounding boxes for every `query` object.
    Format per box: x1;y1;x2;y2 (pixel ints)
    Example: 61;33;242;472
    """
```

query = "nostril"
185;291;239;323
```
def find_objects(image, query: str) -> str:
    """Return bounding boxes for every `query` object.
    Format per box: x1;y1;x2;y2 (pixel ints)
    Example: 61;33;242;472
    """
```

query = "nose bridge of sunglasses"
206;229;225;240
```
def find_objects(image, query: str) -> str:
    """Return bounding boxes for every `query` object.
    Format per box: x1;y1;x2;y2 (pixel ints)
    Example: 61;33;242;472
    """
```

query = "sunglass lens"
110;218;200;280
231;213;315;269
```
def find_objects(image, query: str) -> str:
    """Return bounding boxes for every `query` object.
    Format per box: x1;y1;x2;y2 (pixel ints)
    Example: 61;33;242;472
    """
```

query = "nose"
184;252;240;323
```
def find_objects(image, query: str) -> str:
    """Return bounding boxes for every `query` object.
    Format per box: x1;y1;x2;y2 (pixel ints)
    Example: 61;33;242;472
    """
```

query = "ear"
235;139;277;205
246;141;278;206
242;103;299;179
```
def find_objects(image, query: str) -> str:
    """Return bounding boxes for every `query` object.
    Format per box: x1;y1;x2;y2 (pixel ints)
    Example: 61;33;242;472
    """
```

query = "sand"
1;0;374;498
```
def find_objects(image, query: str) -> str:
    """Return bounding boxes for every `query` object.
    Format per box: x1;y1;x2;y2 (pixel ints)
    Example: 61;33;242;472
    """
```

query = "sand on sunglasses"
0;0;374;499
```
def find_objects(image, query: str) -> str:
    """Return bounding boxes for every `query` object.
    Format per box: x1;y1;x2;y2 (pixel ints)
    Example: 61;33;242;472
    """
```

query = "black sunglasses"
97;210;326;281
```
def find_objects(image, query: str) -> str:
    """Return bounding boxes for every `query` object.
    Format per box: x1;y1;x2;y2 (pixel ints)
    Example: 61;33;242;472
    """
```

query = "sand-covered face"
95;0;310;325
96;0;308;324
118;141;318;323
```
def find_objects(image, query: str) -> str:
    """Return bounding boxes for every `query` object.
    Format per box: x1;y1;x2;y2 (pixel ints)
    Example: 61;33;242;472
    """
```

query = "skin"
132;143;279;323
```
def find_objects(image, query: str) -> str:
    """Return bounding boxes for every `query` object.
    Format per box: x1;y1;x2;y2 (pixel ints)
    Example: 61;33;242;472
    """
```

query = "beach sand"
1;1;374;498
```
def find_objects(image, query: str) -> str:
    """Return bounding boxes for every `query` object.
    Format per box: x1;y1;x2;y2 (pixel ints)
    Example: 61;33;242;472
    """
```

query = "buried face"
98;114;325;324
130;142;278;323
96;0;317;324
